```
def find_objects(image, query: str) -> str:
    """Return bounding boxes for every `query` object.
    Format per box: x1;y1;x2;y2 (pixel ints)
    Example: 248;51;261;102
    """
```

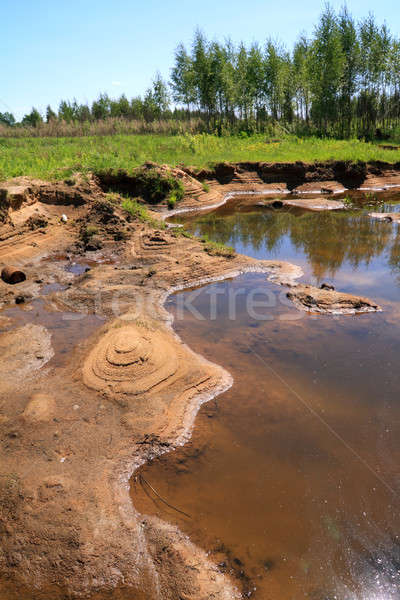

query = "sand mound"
139;230;176;252
83;321;187;400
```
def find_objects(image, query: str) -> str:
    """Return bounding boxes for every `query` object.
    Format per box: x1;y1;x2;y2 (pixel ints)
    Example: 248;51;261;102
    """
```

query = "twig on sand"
139;474;192;519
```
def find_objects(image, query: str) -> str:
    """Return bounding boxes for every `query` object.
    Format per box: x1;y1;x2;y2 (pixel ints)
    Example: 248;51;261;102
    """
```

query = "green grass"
201;234;236;258
171;226;194;239
121;197;164;228
125;166;184;205
1;134;400;181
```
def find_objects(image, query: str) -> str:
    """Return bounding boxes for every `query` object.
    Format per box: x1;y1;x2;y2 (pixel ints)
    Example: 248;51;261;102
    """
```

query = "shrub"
105;191;121;205
133;167;185;205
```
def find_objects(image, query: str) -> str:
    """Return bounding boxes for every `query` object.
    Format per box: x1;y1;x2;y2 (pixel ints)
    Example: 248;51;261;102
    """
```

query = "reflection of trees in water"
189;210;395;280
388;226;400;279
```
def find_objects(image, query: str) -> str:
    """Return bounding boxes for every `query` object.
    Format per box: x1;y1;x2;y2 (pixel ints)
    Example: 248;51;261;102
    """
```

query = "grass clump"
81;224;98;242
343;195;354;207
121;197;164;228
202;235;235;258
86;224;99;236
171;226;193;239
201;181;210;193
167;192;178;209
105;191;121;205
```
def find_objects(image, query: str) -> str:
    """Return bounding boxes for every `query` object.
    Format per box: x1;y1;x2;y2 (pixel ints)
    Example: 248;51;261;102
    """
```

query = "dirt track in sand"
0;162;391;599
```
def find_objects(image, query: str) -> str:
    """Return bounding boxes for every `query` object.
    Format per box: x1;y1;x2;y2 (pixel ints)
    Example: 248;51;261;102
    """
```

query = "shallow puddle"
0;298;104;367
132;193;400;599
0;258;105;367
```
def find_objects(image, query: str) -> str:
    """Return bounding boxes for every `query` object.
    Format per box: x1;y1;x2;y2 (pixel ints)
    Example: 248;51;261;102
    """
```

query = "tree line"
2;5;400;139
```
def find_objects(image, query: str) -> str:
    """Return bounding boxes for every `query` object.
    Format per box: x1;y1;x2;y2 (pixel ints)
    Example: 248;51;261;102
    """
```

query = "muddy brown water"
131;193;400;599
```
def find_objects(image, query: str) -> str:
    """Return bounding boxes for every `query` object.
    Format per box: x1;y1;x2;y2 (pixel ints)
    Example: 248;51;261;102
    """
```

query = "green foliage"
201;181;210;193
167;193;177;209
133;167;184;205
309;6;345;133
46;105;57;122
145;73;170;120
21;107;43;127
0;112;15;127
168;10;400;137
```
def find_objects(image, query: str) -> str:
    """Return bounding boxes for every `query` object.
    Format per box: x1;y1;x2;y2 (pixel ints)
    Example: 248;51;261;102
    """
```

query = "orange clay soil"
0;164;387;600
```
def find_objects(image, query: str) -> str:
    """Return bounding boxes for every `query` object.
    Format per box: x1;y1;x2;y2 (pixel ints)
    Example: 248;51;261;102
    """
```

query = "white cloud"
111;81;122;87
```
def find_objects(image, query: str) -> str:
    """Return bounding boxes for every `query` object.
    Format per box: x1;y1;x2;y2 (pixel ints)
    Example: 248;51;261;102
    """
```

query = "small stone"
60;214;68;223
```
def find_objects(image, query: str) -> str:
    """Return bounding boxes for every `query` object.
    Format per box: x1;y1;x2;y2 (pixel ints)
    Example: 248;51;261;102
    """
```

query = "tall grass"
1;134;400;181
0;118;206;139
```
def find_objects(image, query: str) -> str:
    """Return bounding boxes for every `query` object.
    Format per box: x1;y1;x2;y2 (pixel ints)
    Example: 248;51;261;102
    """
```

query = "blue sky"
2;0;399;119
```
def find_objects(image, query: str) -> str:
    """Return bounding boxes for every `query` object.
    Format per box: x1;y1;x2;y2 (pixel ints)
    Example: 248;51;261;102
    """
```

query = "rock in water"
287;284;381;314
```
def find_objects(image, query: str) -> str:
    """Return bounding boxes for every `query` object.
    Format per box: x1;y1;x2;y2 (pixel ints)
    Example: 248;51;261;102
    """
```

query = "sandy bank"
0;166;384;599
